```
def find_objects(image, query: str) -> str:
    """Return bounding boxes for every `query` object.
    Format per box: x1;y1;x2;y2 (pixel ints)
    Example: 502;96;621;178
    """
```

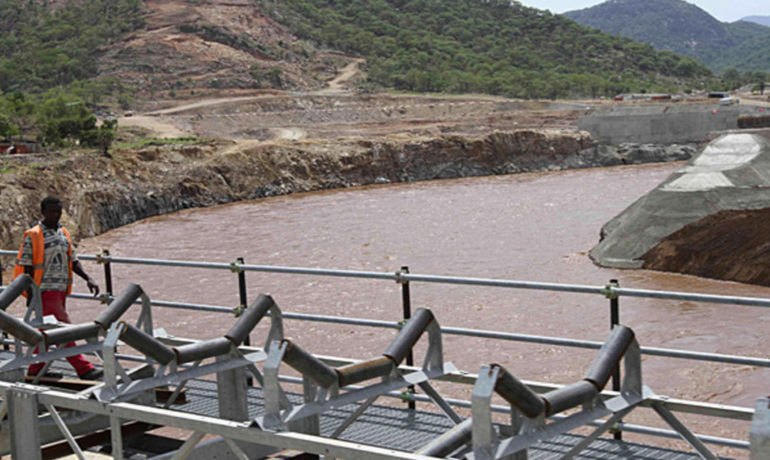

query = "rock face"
590;133;770;273
0;131;694;258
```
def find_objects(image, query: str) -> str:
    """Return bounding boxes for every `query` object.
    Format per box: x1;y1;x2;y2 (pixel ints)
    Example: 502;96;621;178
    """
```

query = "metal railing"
1;249;767;450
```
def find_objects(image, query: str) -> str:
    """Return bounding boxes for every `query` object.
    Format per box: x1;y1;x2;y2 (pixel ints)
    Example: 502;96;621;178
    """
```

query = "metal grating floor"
166;378;721;459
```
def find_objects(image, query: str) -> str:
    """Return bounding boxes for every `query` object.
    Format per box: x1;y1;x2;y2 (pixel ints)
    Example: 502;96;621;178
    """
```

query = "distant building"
613;93;672;102
709;91;730;99
0;139;42;154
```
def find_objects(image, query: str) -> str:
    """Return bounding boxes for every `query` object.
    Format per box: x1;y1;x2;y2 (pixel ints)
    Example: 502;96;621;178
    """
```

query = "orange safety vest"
13;224;74;295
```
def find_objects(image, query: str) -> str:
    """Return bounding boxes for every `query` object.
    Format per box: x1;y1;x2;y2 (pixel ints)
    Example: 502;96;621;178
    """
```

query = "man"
13;196;103;380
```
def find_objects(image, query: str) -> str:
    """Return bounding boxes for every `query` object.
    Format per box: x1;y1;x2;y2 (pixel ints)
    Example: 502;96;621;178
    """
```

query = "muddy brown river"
64;162;767;456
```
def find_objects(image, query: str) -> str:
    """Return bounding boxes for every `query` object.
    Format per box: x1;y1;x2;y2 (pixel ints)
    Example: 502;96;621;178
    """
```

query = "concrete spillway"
590;133;770;268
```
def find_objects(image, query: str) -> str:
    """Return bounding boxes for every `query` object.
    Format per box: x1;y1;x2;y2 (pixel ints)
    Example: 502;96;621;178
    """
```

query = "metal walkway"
171;378;715;459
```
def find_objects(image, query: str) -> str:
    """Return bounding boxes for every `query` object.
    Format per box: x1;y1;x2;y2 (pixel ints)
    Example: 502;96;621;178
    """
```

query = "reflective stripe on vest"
13;225;74;295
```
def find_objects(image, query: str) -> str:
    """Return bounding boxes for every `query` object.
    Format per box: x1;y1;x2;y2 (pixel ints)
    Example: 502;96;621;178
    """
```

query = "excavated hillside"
98;0;350;97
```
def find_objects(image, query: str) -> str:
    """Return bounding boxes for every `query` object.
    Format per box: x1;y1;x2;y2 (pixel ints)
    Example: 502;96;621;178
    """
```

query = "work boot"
79;367;103;380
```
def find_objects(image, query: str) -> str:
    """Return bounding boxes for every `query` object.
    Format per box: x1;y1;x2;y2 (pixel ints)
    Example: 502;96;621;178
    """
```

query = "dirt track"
116;59;588;145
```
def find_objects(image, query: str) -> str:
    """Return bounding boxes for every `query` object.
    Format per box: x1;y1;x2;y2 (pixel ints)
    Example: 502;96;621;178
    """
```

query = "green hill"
565;0;770;73
1;0;714;102
0;0;143;94
265;0;712;99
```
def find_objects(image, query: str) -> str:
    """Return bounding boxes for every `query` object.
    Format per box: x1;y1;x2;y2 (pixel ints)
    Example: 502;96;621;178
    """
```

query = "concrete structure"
590;133;770;268
578;104;766;145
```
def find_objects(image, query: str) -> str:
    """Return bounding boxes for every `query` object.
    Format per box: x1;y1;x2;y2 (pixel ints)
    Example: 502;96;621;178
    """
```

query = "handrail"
3;250;770;307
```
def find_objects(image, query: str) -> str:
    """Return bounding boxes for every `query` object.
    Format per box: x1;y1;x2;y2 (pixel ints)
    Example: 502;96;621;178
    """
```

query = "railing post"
102;249;114;297
236;257;252;386
400;266;416;410
609;278;622;441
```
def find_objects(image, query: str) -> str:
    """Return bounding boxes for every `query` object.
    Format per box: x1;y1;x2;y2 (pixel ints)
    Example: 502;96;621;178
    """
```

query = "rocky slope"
0;132;694;257
98;0;349;97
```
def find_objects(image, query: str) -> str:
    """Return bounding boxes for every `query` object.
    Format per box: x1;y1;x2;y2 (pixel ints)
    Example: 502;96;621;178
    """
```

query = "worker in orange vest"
13;196;103;380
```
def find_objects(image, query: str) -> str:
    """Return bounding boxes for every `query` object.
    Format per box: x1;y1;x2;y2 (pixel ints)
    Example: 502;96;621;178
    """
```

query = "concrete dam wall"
578;104;764;145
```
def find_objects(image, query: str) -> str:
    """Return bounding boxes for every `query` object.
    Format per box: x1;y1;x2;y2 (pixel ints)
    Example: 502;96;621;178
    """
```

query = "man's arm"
72;261;99;296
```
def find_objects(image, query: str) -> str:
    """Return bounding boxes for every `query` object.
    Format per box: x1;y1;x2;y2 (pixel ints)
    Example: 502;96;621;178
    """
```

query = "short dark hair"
40;196;62;212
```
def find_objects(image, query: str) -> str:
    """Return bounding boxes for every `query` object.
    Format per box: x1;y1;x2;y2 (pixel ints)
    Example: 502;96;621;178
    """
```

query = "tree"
81;119;117;156
0;113;18;140
721;67;741;90
6;93;36;140
37;94;96;145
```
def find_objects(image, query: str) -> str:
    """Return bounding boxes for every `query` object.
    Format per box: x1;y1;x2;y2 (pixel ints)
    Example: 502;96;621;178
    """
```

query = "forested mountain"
565;0;770;73
1;0;715;103
742;16;770;28
266;0;711;98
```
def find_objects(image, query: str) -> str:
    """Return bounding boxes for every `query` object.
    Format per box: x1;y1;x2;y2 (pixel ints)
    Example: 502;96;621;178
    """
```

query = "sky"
520;0;768;23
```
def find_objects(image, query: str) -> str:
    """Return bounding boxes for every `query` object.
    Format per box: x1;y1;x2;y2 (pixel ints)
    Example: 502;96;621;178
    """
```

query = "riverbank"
0;130;695;254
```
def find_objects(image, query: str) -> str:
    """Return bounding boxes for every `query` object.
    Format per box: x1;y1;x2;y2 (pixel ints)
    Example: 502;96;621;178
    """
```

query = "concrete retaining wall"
578;104;747;144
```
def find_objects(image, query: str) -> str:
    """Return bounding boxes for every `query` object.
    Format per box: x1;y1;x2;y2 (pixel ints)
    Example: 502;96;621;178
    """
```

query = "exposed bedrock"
591;133;770;285
0;131;694;253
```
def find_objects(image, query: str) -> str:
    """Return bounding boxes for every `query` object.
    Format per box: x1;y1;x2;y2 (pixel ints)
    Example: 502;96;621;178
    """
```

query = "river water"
70;162;768;453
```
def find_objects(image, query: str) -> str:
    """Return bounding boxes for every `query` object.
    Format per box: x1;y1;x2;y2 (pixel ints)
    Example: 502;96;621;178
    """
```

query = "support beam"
8;385;43;460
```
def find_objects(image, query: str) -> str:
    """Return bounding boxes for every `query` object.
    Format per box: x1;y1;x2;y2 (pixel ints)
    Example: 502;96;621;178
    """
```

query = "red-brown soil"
642;208;770;285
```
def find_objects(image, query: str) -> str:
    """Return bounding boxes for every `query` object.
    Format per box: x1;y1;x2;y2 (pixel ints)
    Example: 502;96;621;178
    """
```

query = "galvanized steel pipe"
225;294;274;346
0;250;765;308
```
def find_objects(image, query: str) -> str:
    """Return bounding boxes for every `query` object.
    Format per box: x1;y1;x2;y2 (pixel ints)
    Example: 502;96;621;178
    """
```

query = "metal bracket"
600;283;619;300
229;261;243;274
95;252;111;264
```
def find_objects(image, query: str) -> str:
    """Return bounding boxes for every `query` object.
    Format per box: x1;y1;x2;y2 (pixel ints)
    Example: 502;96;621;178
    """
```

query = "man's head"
40;196;63;228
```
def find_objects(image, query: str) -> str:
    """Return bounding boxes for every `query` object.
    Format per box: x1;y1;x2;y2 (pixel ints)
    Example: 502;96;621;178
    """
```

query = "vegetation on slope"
0;0;143;148
0;0;144;94
565;0;770;74
265;0;712;99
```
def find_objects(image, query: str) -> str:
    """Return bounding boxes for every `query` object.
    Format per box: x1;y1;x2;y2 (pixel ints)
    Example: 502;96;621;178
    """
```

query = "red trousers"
28;291;95;377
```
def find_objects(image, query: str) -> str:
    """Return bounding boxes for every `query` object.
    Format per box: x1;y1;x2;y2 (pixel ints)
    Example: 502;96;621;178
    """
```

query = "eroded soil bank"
642;208;770;285
0;130;693;254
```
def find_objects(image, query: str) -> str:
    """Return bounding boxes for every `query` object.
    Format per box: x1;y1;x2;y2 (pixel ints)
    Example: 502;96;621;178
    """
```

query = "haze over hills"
564;0;770;73
741;16;770;28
